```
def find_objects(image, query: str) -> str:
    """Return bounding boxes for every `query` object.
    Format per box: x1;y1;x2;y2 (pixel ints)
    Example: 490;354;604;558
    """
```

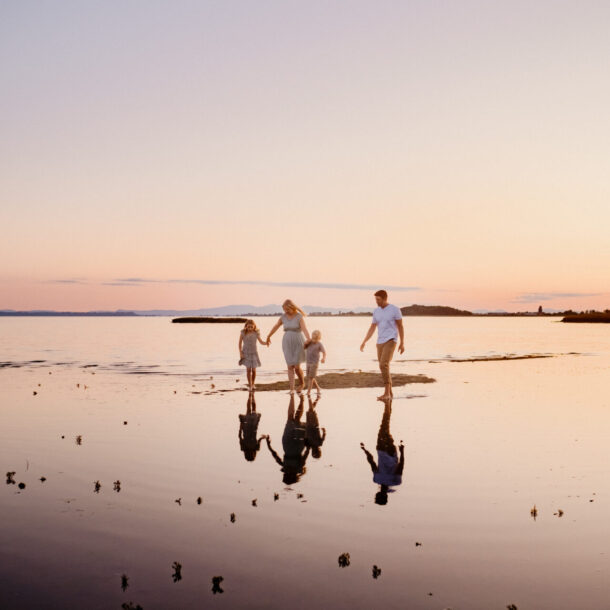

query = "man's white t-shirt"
372;304;402;344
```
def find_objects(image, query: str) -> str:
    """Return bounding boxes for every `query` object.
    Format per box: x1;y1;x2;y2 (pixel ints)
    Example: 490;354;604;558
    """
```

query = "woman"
266;299;311;394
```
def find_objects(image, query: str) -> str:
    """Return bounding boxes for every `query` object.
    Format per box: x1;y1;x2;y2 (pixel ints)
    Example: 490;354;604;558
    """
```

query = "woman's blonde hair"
282;299;306;317
243;319;259;333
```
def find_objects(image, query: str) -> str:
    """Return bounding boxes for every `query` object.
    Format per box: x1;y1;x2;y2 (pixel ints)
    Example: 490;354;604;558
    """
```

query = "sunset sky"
2;1;609;312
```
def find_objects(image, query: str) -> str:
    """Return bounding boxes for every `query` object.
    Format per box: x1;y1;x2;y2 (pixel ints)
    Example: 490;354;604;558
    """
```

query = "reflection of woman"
360;399;404;505
238;393;264;461
305;396;326;459
266;299;311;394
265;395;309;484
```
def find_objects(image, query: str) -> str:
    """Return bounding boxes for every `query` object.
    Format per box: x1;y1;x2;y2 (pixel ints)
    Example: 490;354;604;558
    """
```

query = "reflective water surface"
1;317;610;609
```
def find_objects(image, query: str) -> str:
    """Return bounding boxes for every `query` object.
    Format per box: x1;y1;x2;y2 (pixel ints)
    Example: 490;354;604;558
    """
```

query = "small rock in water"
18;482;26;490
338;552;350;568
506;605;518;610
372;565;381;579
297;493;304;499
251;499;257;507
230;513;236;523
121;574;129;591
175;498;182;506
121;603;143;610
415;542;422;547
6;471;16;485
33;391;37;396
530;505;538;519
172;561;182;582
197;497;202;505
75;435;82;446
94;480;101;493
274;493;279;501
558;509;564;517
123;421;128;425
113;480;121;492
39;477;46;482
212;575;224;594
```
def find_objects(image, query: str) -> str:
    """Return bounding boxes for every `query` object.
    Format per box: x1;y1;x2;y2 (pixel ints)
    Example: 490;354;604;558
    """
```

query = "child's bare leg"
314;379;321;393
251;367;257;388
246;368;253;389
307;377;313;395
287;366;296;393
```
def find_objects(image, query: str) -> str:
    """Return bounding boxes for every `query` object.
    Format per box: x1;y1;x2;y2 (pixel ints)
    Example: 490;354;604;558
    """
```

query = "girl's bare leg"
314;379;321;394
251;367;256;389
246;368;253;390
307;377;313;395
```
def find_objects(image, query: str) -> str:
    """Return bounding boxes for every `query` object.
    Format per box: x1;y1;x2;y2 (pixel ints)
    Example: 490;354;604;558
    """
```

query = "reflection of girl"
305;396;326;459
238;394;264;462
360;399;404;505
265;395;309;484
238;319;267;391
266;300;311;394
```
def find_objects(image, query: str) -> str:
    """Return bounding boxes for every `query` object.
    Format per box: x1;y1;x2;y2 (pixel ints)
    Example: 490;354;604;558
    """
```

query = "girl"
266;299;311;394
238;319;267;391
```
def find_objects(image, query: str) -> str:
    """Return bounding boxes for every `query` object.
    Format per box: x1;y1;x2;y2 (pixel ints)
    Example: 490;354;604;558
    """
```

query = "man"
360;290;404;400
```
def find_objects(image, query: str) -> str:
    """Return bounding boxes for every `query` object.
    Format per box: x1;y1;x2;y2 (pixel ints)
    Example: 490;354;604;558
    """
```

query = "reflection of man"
360;399;404;505
360;289;404;400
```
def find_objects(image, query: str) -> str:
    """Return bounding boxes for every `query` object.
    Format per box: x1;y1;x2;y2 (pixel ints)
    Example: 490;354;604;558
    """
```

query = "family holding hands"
238;299;326;395
239;290;404;401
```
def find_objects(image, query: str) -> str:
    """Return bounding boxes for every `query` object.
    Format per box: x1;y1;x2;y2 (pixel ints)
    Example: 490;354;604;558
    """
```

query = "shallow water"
1;317;609;609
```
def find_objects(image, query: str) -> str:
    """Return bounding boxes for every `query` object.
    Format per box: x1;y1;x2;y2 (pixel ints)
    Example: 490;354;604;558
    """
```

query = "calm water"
1;316;610;609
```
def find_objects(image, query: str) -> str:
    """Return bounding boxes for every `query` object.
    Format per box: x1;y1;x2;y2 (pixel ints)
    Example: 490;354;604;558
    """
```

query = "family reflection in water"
360;399;404;505
238;392;403;507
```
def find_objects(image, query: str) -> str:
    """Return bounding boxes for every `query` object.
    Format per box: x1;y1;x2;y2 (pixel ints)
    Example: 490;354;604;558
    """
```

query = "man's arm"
396;319;405;354
360;323;376;352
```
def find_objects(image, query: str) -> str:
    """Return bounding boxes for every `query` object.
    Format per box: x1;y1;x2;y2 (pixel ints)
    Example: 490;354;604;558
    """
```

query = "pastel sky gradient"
2;1;609;311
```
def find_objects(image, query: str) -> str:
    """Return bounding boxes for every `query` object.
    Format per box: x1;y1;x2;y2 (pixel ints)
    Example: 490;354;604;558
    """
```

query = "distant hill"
400;304;473;316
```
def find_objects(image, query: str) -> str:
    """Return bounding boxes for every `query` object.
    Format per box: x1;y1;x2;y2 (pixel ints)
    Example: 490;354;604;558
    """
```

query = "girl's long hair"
243;319;259;333
282;299;306;317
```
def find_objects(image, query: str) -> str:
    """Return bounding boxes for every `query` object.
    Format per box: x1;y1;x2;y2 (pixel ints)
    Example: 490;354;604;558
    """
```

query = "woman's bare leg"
295;365;304;392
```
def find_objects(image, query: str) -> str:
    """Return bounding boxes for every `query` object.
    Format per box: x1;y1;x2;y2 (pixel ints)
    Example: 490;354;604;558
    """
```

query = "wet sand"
251;371;435;392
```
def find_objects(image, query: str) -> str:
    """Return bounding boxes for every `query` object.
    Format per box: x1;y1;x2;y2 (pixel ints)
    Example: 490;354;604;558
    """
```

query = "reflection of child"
305;397;326;459
238;319;267;391
304;330;326;396
239;394;264;462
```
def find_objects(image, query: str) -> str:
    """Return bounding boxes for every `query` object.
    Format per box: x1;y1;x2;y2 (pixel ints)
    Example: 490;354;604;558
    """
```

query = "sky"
2;1;609;312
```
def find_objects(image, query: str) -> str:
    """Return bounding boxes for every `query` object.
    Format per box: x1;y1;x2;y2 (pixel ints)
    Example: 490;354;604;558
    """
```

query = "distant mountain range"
0;303;571;316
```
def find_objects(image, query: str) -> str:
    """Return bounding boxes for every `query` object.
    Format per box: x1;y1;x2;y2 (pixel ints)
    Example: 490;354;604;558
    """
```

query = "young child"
238;319;267;391
304;330;326;396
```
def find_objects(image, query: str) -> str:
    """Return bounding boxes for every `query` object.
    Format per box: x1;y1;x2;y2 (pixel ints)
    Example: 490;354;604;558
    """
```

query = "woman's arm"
265;436;283;466
266;318;283;345
299;316;311;342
